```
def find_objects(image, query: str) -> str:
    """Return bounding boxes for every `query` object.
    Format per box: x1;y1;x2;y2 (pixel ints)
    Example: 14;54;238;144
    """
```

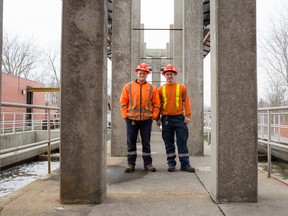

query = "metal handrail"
1;102;59;110
205;107;288;180
257;106;288;179
1;102;60;174
1;111;60;134
0;138;60;155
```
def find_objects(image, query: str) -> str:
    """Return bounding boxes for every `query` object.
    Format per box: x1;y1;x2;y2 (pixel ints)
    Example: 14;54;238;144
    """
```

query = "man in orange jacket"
157;64;195;172
120;63;160;173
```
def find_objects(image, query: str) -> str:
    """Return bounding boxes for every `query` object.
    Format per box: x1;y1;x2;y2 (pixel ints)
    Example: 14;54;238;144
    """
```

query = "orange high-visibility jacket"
157;83;192;117
120;81;160;121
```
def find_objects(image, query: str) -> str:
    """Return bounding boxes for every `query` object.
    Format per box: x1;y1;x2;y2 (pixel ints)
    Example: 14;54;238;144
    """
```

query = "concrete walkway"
0;132;288;216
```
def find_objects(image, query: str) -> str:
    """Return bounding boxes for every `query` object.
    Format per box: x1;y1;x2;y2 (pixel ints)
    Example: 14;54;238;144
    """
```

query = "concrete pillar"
169;24;174;61
210;0;257;203
184;0;204;156
60;0;107;204
152;59;161;88
174;1;183;83
131;0;141;81
111;0;132;156
140;23;145;60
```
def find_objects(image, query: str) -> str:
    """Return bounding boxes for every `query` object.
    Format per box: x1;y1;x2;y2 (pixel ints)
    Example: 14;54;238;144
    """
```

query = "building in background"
1;72;46;130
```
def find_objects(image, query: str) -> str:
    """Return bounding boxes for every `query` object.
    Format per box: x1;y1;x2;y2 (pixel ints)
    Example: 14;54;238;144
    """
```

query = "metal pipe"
0;138;60;155
1;102;59;110
47;109;51;174
267;110;271;178
258;106;288;111
267;144;271;178
258;140;288;151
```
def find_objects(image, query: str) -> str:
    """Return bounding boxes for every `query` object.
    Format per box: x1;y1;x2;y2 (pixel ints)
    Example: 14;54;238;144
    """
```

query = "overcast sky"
3;0;284;106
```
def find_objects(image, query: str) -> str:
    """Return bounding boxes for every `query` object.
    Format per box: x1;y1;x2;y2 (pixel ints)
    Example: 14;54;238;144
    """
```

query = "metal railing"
1;111;60;134
204;107;288;179
204;112;211;145
258;106;288;178
1;102;60;174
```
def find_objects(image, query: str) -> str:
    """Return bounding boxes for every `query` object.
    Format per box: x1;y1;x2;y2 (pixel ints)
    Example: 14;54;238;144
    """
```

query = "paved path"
0;132;288;216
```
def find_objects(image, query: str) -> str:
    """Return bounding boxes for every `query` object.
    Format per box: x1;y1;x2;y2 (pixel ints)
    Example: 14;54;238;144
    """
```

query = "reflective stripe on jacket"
120;81;160;121
158;83;192;117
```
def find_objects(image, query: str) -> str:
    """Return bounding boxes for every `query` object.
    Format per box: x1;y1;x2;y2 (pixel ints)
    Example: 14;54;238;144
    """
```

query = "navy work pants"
161;115;190;167
126;118;153;167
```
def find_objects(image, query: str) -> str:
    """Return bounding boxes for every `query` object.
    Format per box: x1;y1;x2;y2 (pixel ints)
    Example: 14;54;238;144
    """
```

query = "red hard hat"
134;63;150;74
161;64;178;75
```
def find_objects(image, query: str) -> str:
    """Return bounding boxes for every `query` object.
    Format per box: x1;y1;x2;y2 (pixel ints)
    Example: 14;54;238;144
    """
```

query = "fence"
205;106;288;179
1;102;60;174
258;106;288;178
1;111;60;134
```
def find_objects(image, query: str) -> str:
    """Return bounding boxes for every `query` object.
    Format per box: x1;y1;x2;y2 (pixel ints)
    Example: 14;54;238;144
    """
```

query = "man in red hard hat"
120;63;160;173
156;64;195;172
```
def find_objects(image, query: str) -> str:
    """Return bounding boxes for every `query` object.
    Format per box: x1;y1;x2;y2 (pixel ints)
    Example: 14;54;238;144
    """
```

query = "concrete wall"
0;142;59;169
1;130;60;149
0;130;60;169
1;131;36;149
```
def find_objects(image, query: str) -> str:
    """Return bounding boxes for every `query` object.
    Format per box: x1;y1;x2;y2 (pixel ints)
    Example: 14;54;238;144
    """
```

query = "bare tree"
43;50;61;106
259;2;288;106
2;33;41;78
264;80;288;106
44;50;60;87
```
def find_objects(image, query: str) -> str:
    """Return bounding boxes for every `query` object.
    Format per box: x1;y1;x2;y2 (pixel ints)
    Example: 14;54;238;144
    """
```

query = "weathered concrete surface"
0;141;59;169
210;0;258;202
61;0;107;204
1;134;288;216
1;131;36;149
1;130;60;169
111;0;132;157
173;0;183;83
130;0;141;81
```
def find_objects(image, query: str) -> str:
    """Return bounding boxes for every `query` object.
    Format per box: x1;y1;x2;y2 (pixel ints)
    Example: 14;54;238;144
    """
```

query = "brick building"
1;72;46;126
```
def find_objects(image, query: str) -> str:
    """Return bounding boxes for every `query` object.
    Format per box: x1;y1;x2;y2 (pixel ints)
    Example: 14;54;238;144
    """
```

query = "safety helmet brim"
135;68;150;74
134;63;151;74
161;70;178;76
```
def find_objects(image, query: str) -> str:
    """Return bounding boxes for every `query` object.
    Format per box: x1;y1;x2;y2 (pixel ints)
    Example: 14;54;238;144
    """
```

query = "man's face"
164;71;175;83
137;70;148;83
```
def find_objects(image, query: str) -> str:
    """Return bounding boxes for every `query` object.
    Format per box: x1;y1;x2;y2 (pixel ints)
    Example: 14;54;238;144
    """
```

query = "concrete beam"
60;0;107;204
210;0;258;203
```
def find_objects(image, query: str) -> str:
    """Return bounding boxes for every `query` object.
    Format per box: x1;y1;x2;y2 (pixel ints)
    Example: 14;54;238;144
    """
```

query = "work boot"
167;164;175;172
180;164;195;173
144;164;156;172
125;164;135;173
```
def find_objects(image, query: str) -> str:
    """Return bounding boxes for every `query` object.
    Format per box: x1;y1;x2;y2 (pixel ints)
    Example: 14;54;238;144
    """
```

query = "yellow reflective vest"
157;83;192;117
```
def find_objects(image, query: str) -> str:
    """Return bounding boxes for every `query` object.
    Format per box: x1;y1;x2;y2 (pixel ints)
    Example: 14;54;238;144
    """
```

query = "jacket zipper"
140;85;142;120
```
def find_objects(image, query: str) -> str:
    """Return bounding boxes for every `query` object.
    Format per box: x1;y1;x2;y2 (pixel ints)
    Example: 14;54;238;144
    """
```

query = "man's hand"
184;117;190;124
